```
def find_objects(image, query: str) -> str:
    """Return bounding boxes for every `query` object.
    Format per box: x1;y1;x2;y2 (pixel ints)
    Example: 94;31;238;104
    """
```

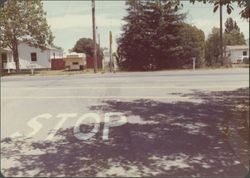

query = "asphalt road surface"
1;68;249;177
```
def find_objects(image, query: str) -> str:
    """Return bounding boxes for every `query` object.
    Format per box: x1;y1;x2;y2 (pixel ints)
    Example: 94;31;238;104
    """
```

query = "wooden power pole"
219;2;223;63
109;31;113;72
92;0;97;73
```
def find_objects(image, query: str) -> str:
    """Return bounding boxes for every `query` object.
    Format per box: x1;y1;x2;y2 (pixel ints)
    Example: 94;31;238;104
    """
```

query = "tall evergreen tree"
224;17;240;33
117;0;185;70
224;17;246;45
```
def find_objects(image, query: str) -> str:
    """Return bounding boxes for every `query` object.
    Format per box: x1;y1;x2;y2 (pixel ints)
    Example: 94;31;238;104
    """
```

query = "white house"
0;42;63;71
225;45;249;64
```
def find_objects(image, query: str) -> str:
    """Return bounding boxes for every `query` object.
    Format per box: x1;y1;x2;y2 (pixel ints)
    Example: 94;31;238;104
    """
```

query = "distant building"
225;45;249;64
0;42;63;71
63;53;86;70
103;48;110;69
102;48;117;70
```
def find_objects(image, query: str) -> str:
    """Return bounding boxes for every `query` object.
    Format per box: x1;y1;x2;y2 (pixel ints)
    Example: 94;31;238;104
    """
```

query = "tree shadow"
1;88;249;177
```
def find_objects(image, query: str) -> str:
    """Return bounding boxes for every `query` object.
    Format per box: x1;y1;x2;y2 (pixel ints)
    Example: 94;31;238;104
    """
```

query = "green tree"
117;0;185;70
206;21;246;67
224;30;246;45
224;17;246;45
71;38;103;59
205;27;221;66
178;24;205;68
0;0;54;71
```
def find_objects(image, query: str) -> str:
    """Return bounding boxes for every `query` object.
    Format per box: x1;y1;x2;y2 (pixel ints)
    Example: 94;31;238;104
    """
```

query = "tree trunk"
12;39;20;72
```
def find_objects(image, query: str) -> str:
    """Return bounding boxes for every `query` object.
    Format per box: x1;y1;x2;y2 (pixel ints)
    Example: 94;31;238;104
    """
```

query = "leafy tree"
178;24;205;68
206;19;246;67
224;30;246;45
0;0;54;71
224;17;246;45
117;0;185;70
205;27;221;66
71;38;103;59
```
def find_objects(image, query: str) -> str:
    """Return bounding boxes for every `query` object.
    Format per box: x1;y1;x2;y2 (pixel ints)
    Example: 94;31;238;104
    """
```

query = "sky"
43;1;249;53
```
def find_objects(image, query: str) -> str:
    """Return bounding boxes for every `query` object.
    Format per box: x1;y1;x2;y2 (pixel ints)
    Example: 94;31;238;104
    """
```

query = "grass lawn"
0;68;106;77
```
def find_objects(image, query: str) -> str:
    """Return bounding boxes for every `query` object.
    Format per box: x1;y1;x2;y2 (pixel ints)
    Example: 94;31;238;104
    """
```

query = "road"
1;68;249;177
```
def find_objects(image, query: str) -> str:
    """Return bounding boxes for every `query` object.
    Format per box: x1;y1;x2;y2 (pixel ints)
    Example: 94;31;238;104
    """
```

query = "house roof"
19;41;62;51
1;42;63;52
47;45;63;51
47;44;63;51
226;45;249;50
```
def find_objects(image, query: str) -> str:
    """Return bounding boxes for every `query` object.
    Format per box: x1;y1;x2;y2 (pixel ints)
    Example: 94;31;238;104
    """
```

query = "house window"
243;51;247;56
31;53;37;61
72;62;79;65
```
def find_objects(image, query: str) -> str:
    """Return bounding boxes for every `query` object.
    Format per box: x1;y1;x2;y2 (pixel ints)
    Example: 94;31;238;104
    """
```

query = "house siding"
226;46;249;64
0;43;63;70
18;43;51;69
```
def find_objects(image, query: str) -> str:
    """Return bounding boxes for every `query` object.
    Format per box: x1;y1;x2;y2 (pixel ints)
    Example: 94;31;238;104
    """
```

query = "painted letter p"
102;112;127;140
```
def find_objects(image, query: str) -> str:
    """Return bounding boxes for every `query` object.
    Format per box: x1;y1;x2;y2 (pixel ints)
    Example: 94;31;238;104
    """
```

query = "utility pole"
192;57;196;71
0;52;2;75
98;32;104;71
96;26;103;71
219;2;223;64
109;31;113;72
98;33;100;48
96;26;100;47
92;0;97;73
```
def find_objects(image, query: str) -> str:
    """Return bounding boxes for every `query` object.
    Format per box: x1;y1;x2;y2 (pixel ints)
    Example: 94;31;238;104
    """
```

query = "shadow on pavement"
1;88;249;177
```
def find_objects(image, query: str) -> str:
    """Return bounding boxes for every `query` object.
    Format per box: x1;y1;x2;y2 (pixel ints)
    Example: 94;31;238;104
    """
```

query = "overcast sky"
43;1;249;53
